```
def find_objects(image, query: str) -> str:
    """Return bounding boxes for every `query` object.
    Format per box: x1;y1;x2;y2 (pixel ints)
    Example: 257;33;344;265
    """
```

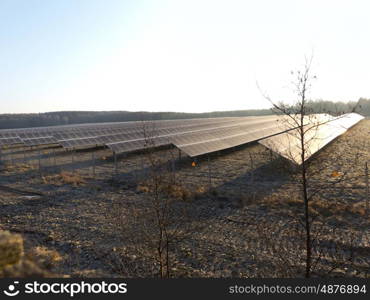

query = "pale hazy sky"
1;0;369;113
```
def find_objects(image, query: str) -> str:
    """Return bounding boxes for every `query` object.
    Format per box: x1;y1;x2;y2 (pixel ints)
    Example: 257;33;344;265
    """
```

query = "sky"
0;0;369;114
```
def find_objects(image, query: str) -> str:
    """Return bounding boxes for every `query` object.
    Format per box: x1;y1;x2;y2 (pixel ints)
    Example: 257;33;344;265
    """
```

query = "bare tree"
259;56;349;277
258;55;368;278
110;121;195;278
260;56;316;277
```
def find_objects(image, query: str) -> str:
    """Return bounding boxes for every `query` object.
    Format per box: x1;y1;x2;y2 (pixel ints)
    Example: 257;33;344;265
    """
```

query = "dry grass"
309;198;367;217
3;163;34;173
41;171;87;186
28;246;63;269
0;230;53;277
138;181;215;202
137;180;196;201
0;230;23;269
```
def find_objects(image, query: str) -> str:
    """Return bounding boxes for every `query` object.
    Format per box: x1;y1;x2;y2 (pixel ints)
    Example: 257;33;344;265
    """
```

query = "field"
0;120;369;277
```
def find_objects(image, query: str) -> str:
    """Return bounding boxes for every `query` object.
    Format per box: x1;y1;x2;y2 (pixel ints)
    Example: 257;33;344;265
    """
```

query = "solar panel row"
258;113;364;164
0;117;239;136
0;116;254;149
0;117;243;145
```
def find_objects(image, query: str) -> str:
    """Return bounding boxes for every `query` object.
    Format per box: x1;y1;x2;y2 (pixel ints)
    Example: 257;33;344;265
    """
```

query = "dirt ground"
0;120;369;278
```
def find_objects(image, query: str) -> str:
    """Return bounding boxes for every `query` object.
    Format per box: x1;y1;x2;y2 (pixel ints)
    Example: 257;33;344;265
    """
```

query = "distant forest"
1;98;369;130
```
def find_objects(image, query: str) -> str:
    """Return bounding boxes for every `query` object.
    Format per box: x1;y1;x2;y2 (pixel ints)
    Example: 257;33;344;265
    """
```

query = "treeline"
0;109;273;129
307;98;370;115
0;98;369;129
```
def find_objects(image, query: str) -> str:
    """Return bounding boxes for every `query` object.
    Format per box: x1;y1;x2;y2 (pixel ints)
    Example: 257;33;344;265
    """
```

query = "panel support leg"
366;162;369;215
38;148;41;173
53;148;56;167
92;151;96;177
71;148;75;173
208;155;212;189
114;152;117;175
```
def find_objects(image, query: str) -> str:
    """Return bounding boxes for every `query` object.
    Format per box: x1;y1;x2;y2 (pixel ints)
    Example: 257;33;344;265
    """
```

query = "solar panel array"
0;117;247;149
0;113;364;161
259;113;364;164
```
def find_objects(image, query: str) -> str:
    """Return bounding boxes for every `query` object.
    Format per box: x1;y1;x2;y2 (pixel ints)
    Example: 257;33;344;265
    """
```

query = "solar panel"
22;136;58;146
107;135;172;153
0;137;23;146
59;136;103;149
173;118;289;157
258;113;364;164
0;130;26;138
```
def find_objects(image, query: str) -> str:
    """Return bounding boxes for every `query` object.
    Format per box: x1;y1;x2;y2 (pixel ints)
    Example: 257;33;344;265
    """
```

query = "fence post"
11;148;14;166
53;148;56;167
71;148;75;173
114;152;117;175
30;146;33;168
38;148;41;172
366;162;369;214
92;151;96;177
249;152;254;183
208;155;212;188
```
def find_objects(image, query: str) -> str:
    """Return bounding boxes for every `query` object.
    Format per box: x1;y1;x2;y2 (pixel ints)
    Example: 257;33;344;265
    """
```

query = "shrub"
0;230;23;269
